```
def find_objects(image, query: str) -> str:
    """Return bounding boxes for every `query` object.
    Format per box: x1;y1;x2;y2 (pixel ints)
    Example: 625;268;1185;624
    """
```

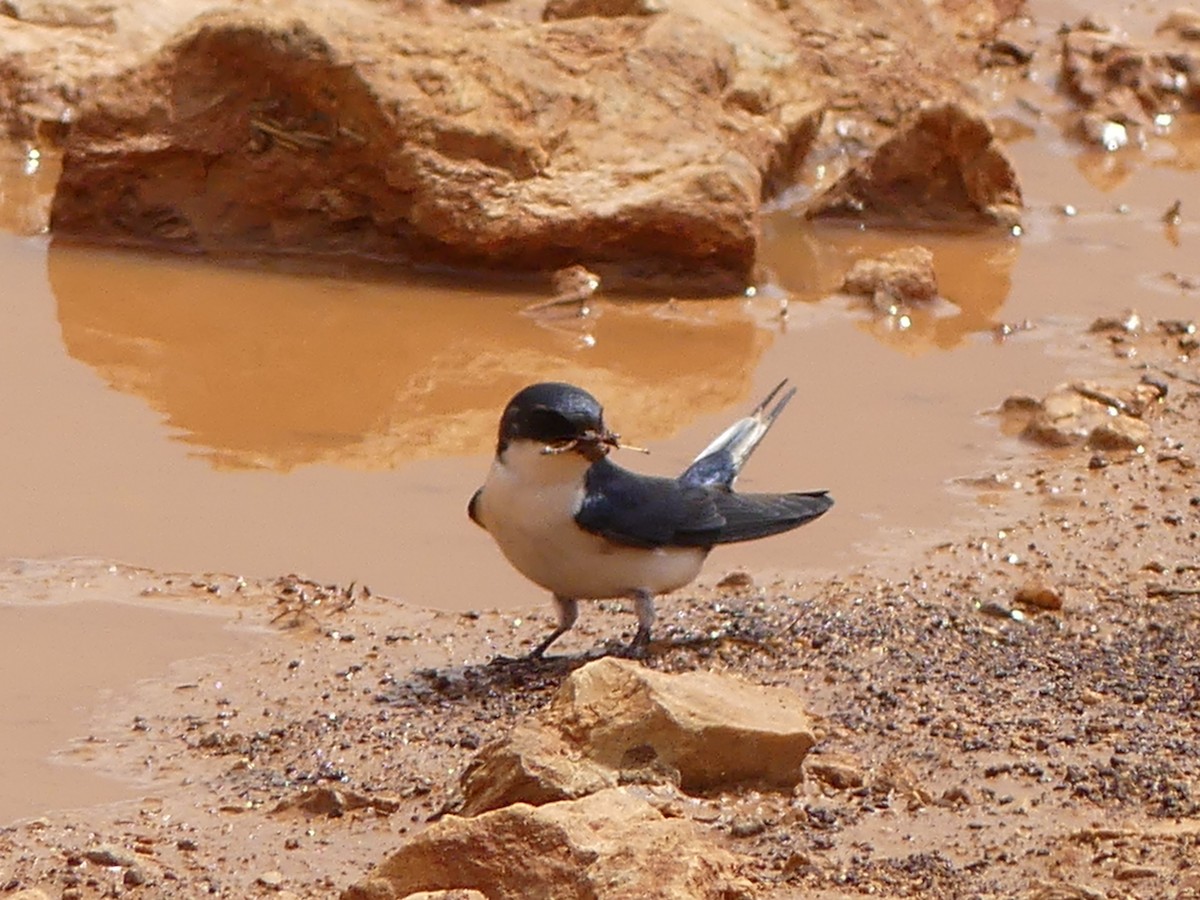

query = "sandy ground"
0;319;1196;898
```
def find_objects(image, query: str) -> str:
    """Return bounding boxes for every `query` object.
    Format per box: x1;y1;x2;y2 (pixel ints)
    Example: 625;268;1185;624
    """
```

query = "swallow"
468;380;832;657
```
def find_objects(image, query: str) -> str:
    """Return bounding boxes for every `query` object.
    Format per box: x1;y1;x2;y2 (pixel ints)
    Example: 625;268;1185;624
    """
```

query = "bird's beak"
541;429;648;459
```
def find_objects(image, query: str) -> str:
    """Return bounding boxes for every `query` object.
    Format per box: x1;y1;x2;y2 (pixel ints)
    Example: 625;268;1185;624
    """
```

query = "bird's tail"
680;379;797;488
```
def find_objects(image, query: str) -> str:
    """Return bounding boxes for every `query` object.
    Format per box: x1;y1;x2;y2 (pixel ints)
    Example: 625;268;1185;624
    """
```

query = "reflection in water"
50;245;769;471
760;218;1019;353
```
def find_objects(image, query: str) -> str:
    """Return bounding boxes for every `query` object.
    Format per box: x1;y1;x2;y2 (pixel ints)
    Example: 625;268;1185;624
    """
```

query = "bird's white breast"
474;441;706;600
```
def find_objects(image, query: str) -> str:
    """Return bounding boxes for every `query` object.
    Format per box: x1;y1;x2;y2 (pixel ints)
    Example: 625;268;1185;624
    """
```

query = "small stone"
177;838;198;851
124;866;148;887
729;815;768;838
1158;8;1200;40
258;870;285;888
83;845;138;867
1089;310;1141;333
1114;864;1159;880
1015;583;1064;611
716;571;755;590
806;758;865;790
842;246;939;306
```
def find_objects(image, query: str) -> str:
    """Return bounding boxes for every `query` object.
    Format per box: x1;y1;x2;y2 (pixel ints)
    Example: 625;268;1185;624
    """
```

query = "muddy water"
2;116;1199;611
0;561;265;825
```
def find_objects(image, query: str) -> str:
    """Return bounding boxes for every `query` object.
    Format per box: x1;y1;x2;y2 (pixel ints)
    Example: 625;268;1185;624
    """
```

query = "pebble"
1015;583;1064;611
84;845;138;867
729;815;768;838
258;870;285;888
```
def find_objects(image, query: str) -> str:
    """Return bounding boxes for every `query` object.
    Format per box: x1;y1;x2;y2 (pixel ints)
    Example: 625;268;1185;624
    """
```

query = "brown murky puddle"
0;90;1197;829
0;561;267;825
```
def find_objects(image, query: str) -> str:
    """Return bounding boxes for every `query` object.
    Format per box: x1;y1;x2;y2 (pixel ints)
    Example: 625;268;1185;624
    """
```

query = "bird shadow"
374;622;779;710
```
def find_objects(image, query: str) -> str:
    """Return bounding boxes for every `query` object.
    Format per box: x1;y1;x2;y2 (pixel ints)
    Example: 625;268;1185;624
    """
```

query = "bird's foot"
619;625;653;659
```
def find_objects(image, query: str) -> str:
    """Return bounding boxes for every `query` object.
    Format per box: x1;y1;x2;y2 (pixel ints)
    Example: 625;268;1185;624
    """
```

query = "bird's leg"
529;595;579;658
629;589;656;654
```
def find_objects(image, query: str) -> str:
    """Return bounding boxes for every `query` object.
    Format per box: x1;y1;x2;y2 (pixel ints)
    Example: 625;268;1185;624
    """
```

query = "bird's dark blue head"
497;382;614;458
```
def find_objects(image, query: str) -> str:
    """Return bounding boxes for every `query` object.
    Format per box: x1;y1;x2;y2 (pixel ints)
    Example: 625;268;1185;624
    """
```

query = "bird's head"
496;382;622;462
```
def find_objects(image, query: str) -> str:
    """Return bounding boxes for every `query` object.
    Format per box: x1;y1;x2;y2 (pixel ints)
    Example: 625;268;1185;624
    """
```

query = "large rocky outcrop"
16;0;1026;290
342;788;751;900
47;6;819;292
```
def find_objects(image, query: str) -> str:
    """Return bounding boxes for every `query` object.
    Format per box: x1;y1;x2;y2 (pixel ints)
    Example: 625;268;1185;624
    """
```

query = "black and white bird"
468;380;832;657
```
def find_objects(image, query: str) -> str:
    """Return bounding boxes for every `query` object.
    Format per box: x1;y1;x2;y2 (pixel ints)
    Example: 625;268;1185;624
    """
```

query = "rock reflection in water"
761;218;1020;353
49;245;768;472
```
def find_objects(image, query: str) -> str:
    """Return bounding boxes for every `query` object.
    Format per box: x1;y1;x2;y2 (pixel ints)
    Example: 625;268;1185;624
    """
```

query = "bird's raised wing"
681;379;796;488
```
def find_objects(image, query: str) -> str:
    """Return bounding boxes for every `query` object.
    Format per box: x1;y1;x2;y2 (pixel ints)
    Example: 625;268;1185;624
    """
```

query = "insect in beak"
541;429;649;457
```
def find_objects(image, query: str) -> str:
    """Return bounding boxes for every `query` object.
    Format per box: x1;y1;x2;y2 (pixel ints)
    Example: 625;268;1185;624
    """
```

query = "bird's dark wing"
575;459;726;549
576;459;833;549
704;489;832;544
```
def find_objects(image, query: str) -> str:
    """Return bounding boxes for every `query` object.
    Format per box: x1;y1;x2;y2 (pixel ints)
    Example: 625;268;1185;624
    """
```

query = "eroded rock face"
48;7;815;291
809;102;1022;227
342;788;750;900
30;0;1024;288
454;658;815;816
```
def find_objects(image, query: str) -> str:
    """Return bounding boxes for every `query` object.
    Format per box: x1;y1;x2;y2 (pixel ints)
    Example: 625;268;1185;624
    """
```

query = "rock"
806;756;866;790
842;246;939;308
550;657;815;791
83;844;139;867
1060;21;1200;146
544;0;666;19
457;726;617;816
1015;583;1064;611
1088;417;1151;452
341;789;750;900
1158;8;1200;41
273;786;401;817
1003;381;1163;451
47;5;821;292
728;815;768;838
1089;310;1142;333
1113;864;1159;881
808;102;1022;227
31;0;1026;285
455;658;814;815
258;870;285;888
399;891;488;900
715;570;755;590
123;866;148;887
8;891;53;900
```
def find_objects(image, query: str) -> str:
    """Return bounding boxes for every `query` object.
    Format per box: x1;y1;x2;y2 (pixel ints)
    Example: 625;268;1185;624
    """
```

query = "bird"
468;380;832;657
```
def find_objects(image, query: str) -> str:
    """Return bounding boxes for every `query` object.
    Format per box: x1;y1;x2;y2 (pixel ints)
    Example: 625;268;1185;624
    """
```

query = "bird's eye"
524;409;578;443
